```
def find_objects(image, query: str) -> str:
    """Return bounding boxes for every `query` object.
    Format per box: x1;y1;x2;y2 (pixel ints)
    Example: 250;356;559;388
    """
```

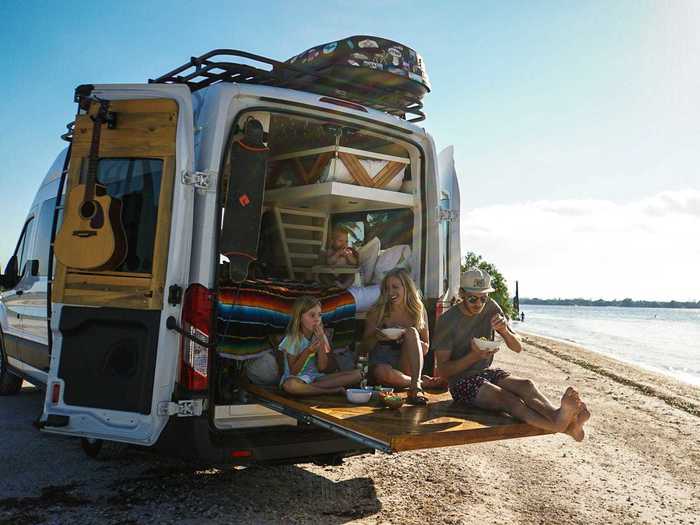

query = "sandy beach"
1;333;698;524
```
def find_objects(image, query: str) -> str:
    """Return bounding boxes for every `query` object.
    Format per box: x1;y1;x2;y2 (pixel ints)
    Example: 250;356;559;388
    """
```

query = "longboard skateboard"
220;118;269;282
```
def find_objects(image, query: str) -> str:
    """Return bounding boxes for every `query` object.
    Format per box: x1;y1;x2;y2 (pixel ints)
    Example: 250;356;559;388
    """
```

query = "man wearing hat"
433;269;590;440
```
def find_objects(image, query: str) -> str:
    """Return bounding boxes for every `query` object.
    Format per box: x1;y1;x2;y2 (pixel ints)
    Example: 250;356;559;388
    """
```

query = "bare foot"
565;403;591;442
554;387;581;431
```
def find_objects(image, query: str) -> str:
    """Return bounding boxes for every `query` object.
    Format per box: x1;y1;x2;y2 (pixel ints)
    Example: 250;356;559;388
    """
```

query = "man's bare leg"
565;402;591;442
497;376;559;421
473;382;578;434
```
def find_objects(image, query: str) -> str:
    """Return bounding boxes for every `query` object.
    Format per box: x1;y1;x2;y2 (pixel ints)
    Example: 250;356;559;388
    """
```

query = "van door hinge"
182;170;216;191
438;208;459;222
158;399;206;417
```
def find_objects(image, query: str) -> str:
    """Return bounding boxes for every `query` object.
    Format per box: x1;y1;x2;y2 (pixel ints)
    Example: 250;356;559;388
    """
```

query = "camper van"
0;39;543;464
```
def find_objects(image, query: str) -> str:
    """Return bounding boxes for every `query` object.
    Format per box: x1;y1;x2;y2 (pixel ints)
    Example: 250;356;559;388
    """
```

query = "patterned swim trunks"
449;368;511;405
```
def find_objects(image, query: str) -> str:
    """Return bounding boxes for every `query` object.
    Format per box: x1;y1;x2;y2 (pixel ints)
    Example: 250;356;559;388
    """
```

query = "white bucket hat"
460;269;495;293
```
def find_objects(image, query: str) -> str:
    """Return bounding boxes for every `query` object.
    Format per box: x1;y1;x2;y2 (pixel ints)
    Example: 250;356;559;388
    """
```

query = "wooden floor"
244;384;550;452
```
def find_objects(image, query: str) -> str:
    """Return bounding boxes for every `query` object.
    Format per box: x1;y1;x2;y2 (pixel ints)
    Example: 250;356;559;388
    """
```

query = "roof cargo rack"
150;41;429;122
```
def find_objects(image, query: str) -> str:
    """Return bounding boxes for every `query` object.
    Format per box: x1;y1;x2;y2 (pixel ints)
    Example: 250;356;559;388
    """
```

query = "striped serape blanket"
217;279;357;359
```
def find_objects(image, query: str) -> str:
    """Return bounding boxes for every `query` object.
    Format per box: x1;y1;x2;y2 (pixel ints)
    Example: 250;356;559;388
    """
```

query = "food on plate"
379;393;404;409
379;327;405;340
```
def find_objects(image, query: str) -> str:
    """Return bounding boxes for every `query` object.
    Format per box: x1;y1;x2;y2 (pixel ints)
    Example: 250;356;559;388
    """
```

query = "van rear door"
438;146;461;298
40;84;195;446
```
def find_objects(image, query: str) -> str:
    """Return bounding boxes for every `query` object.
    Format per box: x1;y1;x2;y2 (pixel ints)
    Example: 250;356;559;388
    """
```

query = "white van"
1;42;542;463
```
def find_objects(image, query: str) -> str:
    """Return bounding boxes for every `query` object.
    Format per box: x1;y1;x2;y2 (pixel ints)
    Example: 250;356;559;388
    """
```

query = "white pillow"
245;351;280;386
357;236;380;285
371;244;412;285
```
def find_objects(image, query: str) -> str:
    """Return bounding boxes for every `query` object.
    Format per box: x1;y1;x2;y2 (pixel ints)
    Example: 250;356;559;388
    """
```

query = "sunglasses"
462;293;488;305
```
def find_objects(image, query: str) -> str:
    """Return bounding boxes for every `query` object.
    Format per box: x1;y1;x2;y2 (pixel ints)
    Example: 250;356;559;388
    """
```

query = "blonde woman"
279;296;362;396
362;268;434;405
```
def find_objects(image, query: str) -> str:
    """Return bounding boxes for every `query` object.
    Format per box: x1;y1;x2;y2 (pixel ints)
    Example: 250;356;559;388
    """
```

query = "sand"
1;333;698;524
298;333;700;524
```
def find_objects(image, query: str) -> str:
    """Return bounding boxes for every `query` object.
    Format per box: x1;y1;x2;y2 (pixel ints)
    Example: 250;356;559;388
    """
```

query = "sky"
0;1;698;301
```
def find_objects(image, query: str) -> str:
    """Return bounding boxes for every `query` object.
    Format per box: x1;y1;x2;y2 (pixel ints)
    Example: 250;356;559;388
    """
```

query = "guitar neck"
84;102;107;202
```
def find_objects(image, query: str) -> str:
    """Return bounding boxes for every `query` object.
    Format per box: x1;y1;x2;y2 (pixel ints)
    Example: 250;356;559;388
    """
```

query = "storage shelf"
270;145;410;164
265;181;414;213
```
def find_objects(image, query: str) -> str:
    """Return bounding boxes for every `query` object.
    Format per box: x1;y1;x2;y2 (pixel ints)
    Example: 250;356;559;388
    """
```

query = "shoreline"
518;331;700;416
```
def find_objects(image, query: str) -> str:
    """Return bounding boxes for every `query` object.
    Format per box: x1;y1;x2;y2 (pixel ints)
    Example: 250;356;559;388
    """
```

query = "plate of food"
473;337;501;352
379;392;404;409
379;327;405;340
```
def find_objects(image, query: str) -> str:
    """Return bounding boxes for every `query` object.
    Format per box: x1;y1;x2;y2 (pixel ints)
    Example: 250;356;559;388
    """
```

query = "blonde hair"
286;295;322;347
369;268;425;330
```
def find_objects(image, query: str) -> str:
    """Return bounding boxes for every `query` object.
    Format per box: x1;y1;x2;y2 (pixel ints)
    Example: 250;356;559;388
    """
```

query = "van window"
96;158;164;274
16;217;35;277
34;198;60;276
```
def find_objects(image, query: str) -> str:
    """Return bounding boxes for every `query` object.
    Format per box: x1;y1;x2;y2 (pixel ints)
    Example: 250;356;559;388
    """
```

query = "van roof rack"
149;49;426;122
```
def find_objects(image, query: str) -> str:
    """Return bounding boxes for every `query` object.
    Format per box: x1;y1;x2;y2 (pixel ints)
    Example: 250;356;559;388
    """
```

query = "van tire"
0;339;23;396
80;438;128;460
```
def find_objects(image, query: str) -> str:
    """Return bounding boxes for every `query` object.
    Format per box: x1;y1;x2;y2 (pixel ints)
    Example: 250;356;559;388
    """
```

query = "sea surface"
517;305;700;387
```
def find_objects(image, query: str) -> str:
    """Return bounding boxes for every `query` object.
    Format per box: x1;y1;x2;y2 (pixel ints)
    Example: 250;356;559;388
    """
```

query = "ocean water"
517;305;700;387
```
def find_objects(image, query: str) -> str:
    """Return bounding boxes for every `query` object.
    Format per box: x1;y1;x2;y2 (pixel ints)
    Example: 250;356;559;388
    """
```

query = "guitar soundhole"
80;201;96;219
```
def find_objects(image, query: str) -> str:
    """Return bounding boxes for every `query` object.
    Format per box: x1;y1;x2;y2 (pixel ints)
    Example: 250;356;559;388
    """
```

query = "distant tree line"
520;297;700;309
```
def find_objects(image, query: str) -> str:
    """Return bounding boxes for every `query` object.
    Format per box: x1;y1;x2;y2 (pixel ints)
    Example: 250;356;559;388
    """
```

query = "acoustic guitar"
54;100;128;271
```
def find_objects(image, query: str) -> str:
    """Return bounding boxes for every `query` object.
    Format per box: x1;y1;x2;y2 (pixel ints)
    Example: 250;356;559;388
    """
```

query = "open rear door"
40;84;195;446
244;385;549;453
438;146;461;298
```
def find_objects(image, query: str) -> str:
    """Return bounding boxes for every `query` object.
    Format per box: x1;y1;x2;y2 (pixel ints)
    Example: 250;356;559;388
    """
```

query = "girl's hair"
286;295;322;347
369;268;425;330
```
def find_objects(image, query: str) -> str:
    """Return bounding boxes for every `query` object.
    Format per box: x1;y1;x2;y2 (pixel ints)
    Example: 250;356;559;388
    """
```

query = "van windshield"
96;158;163;274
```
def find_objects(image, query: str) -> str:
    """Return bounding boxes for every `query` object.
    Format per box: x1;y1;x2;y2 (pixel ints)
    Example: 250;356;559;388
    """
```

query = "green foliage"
461;252;516;319
522;297;700;309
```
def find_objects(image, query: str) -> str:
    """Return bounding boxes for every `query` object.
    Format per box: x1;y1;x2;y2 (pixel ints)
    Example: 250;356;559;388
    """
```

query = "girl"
279;296;362;396
362;268;438;405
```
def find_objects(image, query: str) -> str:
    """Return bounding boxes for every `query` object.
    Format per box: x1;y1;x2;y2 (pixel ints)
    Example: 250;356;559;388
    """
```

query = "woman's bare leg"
372;363;412;388
473;382;578;435
397;327;423;392
313;369;362;388
282;378;344;396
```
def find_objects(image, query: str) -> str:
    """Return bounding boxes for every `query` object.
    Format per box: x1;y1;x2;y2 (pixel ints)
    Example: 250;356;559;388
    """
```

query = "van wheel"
0;340;23;396
80;438;128;460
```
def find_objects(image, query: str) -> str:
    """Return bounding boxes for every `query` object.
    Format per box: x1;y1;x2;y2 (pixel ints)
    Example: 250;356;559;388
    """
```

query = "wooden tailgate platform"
244;384;550;453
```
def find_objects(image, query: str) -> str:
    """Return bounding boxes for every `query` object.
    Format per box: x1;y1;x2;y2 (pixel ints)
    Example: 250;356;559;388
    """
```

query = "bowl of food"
346;388;372;404
473;337;501;352
380;328;406;340
380;393;404;409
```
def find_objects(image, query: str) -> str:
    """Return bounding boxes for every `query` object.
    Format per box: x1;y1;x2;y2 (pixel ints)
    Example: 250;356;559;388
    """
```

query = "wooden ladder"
273;207;329;280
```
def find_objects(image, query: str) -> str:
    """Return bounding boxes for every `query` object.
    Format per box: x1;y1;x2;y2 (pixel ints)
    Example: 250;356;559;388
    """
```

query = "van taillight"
180;284;213;391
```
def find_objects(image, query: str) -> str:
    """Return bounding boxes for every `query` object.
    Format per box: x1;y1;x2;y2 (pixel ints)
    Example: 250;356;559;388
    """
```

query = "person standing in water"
433;269;590;440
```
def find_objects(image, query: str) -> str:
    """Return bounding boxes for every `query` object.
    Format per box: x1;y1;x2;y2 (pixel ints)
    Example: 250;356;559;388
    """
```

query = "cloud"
461;189;700;301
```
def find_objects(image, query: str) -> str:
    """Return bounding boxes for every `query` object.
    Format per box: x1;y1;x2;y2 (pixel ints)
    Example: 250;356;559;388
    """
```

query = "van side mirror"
2;255;18;289
27;259;40;277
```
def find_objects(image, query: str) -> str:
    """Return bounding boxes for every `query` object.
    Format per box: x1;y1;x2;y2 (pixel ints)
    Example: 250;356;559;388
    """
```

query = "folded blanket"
217;279;356;359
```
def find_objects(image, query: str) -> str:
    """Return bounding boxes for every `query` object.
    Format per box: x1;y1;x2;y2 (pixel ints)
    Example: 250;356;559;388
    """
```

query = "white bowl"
346;388;372;403
473;338;501;351
380;328;406;340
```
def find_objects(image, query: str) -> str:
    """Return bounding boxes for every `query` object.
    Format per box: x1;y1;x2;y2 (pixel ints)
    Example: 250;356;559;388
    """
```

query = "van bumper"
155;415;372;465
